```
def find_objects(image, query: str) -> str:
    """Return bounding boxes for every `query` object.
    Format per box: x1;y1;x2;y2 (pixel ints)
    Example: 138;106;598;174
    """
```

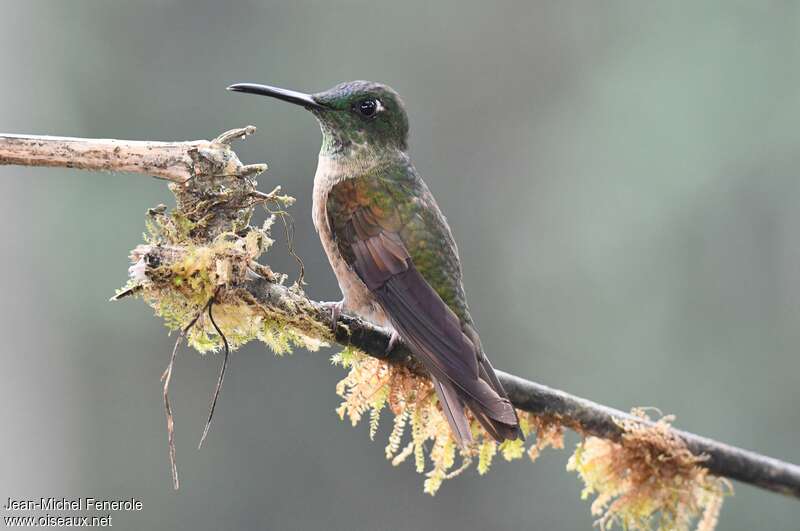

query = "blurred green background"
1;1;799;530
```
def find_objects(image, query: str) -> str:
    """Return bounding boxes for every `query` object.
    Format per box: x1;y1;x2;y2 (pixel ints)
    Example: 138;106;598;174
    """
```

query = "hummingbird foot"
384;329;402;358
321;300;344;333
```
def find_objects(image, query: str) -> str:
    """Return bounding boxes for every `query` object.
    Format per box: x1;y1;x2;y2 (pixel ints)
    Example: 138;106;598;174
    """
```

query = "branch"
0;128;269;240
0;128;266;183
2;129;798;502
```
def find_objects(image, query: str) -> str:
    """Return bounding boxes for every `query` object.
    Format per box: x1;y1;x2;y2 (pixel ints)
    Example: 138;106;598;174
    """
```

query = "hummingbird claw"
323;300;344;333
384;330;401;358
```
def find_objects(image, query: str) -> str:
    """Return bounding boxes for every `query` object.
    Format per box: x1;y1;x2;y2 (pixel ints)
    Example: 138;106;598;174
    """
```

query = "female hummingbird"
228;80;522;446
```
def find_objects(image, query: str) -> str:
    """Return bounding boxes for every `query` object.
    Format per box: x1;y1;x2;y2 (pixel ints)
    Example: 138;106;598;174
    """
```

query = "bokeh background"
1;2;799;530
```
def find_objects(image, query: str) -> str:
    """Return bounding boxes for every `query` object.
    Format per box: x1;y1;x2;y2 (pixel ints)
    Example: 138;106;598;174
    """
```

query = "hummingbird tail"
466;398;524;443
432;363;524;449
459;355;524;444
432;378;473;448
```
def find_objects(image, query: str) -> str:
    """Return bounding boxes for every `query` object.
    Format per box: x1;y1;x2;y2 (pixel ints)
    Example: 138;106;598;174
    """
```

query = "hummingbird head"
227;80;409;157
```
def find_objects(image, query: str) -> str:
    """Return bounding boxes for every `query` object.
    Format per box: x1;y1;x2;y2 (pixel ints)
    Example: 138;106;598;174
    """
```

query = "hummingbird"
227;80;522;446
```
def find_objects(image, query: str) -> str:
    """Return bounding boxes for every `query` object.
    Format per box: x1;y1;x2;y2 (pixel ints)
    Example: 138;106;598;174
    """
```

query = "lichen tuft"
567;409;731;531
332;351;564;495
120;190;312;359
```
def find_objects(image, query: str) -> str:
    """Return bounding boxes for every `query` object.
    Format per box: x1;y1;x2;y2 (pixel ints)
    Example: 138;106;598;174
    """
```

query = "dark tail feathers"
433;358;523;448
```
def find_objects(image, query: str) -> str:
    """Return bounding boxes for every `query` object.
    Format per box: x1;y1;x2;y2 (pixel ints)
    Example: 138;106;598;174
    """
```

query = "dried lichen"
567;409;732;531
332;349;565;495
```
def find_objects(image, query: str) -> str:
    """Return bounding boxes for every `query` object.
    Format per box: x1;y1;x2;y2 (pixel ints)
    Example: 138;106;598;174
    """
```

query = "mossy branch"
2;129;799;529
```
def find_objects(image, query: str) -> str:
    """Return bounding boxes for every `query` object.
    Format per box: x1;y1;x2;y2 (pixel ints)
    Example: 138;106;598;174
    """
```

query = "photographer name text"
4;497;142;512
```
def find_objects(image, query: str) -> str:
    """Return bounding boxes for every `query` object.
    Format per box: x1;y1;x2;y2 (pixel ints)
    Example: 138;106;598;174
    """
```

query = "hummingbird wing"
326;163;521;445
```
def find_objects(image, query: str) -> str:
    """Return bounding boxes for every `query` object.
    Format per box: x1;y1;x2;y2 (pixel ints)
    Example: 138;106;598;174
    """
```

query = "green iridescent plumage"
228;79;522;446
325;159;471;324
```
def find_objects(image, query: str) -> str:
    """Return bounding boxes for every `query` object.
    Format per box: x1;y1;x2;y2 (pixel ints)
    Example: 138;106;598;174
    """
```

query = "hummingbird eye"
355;98;379;117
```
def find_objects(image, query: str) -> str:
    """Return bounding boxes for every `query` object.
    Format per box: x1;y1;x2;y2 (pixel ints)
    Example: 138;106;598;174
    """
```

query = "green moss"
123;192;320;361
330;346;364;368
144;206;198;245
477;439;497;475
498;438;525;461
258;319;295;355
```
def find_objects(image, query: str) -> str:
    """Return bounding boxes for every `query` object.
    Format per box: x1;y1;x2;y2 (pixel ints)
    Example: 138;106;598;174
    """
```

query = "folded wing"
328;175;521;445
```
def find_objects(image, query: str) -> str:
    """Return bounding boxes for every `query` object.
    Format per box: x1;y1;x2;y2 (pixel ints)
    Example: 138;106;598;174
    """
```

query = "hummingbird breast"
312;154;391;328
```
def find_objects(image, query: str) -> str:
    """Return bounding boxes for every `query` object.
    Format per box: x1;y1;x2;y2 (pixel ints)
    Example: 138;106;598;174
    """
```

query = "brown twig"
199;295;230;449
160;300;211;490
0;128;262;183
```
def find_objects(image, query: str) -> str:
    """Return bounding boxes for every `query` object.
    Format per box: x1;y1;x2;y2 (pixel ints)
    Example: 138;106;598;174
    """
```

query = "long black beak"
226;83;324;110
